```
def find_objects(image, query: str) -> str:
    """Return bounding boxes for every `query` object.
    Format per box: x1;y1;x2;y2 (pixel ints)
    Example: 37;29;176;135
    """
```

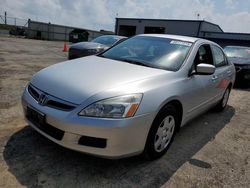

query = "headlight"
78;94;143;118
87;48;102;53
87;49;98;53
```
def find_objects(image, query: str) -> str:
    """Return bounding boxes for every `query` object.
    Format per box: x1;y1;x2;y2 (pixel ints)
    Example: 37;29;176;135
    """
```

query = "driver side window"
193;44;214;71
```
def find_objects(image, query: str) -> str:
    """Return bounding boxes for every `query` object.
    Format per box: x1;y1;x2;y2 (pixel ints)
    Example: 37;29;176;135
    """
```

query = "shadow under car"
3;106;235;188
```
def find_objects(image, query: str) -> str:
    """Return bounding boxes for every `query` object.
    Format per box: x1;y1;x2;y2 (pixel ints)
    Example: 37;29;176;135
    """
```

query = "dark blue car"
224;46;250;84
68;35;127;60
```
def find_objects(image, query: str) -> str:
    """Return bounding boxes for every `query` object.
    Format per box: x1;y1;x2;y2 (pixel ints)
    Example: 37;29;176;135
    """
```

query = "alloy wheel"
154;115;175;152
222;89;230;108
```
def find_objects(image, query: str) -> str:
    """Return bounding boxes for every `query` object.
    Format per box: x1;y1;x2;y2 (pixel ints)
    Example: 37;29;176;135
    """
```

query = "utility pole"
4;11;7;24
197;13;200;20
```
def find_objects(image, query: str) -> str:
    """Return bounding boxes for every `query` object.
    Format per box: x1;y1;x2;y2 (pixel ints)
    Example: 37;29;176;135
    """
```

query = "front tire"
143;105;178;160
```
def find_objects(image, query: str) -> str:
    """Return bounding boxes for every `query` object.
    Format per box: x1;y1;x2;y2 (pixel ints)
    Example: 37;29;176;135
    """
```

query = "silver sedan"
22;34;235;159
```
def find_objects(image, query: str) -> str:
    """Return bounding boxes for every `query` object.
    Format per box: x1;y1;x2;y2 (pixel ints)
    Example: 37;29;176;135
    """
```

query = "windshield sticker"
170;40;192;47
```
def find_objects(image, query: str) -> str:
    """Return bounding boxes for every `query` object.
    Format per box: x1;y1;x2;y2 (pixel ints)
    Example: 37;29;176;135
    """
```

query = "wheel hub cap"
154;115;175;152
222;89;229;107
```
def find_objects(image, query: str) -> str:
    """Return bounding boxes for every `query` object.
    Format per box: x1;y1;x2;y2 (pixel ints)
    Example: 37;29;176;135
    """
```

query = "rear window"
211;45;227;67
91;36;119;47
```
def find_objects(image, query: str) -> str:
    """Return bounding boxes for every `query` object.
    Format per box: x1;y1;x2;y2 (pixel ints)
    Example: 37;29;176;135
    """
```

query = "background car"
68;35;127;60
224;46;250;84
22;34;235;160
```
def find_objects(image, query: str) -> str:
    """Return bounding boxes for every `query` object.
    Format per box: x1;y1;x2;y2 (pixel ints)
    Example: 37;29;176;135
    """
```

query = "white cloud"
1;0;250;33
216;11;250;33
225;0;238;9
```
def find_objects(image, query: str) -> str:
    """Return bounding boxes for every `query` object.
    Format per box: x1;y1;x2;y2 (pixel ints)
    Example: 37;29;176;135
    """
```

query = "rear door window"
211;45;228;67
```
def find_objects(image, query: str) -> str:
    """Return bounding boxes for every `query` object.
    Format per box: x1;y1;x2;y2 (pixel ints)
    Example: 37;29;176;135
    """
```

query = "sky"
1;0;250;33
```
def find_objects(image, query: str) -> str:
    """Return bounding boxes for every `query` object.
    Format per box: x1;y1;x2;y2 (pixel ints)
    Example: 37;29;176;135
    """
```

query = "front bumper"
22;87;155;159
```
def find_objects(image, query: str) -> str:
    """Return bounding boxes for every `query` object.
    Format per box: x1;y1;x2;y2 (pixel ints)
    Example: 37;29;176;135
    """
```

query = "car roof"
137;34;203;43
224;45;250;49
97;35;127;39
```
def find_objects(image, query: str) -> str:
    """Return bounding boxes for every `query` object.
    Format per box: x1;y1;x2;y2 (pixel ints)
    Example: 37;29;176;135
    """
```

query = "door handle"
227;70;233;77
212;75;218;81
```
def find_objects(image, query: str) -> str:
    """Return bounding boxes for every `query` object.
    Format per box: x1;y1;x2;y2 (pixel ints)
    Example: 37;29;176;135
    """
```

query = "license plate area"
26;106;64;140
26;106;46;129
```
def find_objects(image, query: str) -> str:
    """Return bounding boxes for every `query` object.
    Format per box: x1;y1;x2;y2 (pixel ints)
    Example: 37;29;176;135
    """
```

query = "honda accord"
22;34;235;159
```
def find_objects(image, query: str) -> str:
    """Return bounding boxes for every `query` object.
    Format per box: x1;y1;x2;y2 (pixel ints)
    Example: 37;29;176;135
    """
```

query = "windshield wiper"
119;58;154;68
97;55;155;68
97;54;105;57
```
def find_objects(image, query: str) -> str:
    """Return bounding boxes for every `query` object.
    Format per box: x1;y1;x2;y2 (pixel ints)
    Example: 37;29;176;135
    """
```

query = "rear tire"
143;104;178;160
215;87;231;112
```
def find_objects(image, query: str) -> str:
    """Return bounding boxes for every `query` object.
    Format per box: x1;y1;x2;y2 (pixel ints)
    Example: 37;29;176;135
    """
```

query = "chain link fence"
0;15;28;27
0;15;28;36
0;15;113;41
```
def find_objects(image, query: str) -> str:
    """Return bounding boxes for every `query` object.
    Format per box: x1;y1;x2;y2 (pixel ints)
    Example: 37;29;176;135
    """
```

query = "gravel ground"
0;37;249;188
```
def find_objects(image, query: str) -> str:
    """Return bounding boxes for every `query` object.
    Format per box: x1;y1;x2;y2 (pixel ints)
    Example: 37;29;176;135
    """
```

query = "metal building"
26;20;114;41
115;18;250;47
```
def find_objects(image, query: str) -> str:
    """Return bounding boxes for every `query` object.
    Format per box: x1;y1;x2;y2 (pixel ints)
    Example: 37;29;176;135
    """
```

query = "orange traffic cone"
63;42;68;52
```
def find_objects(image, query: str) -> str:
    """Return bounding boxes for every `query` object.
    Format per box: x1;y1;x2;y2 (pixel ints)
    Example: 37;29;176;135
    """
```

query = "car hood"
30;56;167;104
70;42;107;50
228;57;250;65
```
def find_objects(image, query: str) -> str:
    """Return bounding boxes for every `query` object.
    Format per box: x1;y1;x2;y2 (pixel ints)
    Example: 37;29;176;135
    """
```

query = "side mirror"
195;63;215;75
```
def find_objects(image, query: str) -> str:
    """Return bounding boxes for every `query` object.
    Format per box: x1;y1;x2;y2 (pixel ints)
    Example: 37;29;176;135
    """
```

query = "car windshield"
224;46;250;58
99;36;192;71
91;36;119;47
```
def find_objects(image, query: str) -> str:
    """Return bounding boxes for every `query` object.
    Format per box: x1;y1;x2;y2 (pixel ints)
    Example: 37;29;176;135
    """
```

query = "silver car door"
183;44;216;119
210;45;231;101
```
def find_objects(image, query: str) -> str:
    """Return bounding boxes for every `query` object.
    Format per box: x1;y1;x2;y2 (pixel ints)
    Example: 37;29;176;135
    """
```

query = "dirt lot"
0;37;249;188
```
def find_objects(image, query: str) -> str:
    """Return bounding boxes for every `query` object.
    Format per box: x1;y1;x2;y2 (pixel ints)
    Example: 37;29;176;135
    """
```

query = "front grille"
28;85;39;100
78;136;107;148
46;100;75;111
27;84;76;111
33;120;64;141
235;66;242;72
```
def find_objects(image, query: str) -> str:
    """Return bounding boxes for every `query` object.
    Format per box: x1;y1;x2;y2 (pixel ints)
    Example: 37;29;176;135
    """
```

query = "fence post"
65;27;67;41
4;11;7;24
48;22;50;40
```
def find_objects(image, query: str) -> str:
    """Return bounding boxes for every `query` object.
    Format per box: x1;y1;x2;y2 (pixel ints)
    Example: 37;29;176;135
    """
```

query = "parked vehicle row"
22;34;235;159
